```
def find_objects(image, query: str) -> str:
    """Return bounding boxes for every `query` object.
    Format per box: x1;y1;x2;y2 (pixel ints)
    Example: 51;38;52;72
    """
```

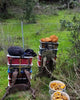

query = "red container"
37;60;41;67
38;52;42;60
8;80;12;86
7;54;33;65
38;55;42;60
8;73;12;80
54;57;57;60
37;55;57;68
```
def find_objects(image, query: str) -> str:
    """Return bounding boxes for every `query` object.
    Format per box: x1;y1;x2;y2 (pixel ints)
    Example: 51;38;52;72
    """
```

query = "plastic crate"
8;73;32;86
37;62;41;67
38;52;57;61
8;78;28;86
8;66;32;73
37;58;55;67
40;40;59;49
39;46;58;55
7;54;33;65
38;52;42;60
37;60;41;67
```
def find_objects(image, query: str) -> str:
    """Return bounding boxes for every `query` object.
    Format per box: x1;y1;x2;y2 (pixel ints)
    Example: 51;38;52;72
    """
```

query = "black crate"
40;40;59;49
39;46;58;56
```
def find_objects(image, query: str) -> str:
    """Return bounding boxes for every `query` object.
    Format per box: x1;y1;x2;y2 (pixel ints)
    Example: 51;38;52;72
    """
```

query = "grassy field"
0;9;80;100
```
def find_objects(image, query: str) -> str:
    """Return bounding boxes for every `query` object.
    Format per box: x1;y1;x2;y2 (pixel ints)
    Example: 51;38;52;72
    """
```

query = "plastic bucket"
51;91;70;100
49;80;66;95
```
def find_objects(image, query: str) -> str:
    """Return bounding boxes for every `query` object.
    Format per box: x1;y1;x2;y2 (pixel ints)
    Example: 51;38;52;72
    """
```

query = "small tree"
0;0;16;19
25;0;36;23
0;0;25;19
60;0;78;9
0;0;9;19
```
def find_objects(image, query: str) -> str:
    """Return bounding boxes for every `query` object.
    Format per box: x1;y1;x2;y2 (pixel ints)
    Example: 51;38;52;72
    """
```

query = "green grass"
0;9;80;100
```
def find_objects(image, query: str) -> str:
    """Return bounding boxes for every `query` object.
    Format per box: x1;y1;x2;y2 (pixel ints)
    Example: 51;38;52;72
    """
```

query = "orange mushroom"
41;38;46;42
41;35;58;42
45;37;51;42
52;92;68;100
50;35;58;42
50;35;57;40
50;82;65;91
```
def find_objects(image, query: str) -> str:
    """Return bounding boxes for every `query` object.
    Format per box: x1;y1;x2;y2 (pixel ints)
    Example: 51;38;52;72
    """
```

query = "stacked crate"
7;54;33;87
37;40;59;68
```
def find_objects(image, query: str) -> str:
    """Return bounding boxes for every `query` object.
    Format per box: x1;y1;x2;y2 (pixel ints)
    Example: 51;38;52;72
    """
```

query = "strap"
52;58;56;66
28;58;30;65
30;87;36;99
10;58;12;65
11;69;18;86
45;42;48;48
2;69;18;100
24;69;31;85
43;57;47;67
19;58;22;73
9;58;13;68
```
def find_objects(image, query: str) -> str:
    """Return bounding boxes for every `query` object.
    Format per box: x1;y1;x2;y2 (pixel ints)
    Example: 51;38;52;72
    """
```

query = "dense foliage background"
0;0;80;100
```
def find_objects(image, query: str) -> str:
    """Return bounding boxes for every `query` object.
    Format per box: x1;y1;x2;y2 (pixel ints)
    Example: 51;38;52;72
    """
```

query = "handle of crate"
28;58;31;65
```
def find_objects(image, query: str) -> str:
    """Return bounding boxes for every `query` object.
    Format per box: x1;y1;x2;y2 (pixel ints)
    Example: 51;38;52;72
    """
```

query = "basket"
40;40;59;49
51;91;70;100
49;80;66;95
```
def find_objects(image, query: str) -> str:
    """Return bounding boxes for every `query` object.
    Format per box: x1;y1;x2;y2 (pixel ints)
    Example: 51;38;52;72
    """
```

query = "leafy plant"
60;15;80;67
24;0;36;23
60;19;73;30
60;19;67;30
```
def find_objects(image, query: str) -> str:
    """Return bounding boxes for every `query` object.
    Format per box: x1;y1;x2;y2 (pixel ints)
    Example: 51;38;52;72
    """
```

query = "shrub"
60;15;80;67
24;0;36;23
59;15;80;99
60;19;73;30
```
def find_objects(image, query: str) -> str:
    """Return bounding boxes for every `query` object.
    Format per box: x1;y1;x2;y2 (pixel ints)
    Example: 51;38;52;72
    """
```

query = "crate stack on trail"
2;47;37;100
7;47;36;87
37;35;59;68
7;55;33;86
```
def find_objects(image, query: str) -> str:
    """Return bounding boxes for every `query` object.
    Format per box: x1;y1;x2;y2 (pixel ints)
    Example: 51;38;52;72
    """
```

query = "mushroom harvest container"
7;54;33;65
51;91;70;100
40;40;59;49
49;80;66;95
39;46;58;55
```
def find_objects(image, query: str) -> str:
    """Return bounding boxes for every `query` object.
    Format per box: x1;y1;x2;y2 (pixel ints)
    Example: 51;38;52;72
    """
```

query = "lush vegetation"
0;2;80;100
0;0;79;20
